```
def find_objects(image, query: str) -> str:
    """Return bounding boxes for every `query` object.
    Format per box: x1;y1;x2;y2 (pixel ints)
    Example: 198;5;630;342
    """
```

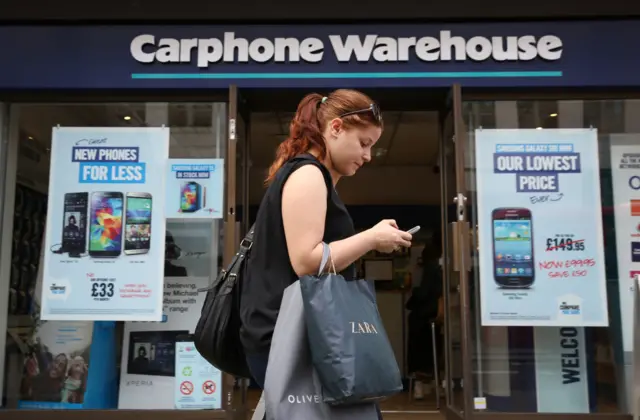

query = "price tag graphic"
546;236;585;252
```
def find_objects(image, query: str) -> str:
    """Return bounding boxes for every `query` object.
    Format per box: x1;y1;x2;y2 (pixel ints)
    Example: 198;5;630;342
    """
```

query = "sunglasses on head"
339;103;382;123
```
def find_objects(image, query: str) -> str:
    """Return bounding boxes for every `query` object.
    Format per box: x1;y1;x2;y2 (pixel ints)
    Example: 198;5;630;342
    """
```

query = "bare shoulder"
284;163;326;191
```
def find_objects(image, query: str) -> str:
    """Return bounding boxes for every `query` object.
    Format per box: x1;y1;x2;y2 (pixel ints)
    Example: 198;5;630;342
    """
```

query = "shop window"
2;103;227;410
463;99;639;414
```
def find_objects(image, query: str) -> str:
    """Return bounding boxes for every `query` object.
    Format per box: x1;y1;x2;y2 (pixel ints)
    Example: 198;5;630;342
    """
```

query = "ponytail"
265;93;327;184
265;89;381;184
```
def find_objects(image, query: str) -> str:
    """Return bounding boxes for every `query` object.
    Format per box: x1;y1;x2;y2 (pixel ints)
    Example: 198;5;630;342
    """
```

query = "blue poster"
174;341;222;410
41;127;170;321
18;321;118;409
165;159;224;219
475;129;608;327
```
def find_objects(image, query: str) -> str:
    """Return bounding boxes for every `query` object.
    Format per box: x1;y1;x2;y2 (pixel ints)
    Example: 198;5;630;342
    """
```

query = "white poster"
41;127;169;321
117;220;220;409
475;129;608;326
165;159;224;219
174;341;222;409
609;135;640;354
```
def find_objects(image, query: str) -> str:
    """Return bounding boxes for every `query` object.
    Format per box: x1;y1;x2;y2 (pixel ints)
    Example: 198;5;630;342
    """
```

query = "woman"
239;89;413;401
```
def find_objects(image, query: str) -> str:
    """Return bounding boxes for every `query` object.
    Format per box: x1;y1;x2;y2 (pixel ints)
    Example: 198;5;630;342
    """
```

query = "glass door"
223;85;251;420
440;84;474;420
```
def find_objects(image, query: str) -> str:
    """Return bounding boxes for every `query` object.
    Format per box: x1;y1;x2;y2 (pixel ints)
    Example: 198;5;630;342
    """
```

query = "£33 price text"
91;282;115;300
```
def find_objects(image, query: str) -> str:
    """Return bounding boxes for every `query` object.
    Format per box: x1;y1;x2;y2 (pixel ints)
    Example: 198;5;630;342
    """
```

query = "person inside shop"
405;228;443;399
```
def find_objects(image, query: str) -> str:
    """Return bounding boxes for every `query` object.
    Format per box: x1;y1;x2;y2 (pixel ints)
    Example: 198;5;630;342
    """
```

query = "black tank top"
239;154;356;354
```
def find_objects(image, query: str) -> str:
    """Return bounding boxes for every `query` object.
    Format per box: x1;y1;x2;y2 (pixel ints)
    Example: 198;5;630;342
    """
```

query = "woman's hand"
366;220;413;253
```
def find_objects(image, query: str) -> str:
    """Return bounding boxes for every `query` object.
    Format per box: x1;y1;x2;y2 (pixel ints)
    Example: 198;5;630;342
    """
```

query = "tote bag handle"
317;242;337;275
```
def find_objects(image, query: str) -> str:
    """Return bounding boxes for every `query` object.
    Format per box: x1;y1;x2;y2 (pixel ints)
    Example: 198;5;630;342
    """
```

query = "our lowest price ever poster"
475;128;608;327
41;127;169;321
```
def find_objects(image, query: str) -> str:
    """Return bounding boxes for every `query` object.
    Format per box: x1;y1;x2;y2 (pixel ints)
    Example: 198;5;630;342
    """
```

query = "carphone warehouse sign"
1;22;640;88
130;31;563;67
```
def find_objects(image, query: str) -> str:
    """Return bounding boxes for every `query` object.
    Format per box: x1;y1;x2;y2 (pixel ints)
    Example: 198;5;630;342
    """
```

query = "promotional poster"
41;127;170;321
475;129;608;326
165;159;224;219
174;341;222;410
118;221;221;409
609;135;640;354
18;321;118;410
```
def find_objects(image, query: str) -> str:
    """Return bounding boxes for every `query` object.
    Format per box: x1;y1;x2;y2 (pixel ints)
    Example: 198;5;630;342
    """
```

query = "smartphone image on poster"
491;208;535;289
180;181;202;213
62;192;88;257
124;192;152;255
89;192;123;258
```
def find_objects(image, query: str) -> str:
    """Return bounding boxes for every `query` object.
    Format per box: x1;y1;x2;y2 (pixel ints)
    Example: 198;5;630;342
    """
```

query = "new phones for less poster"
165;159;224;219
475;129;608;327
41;127;169;321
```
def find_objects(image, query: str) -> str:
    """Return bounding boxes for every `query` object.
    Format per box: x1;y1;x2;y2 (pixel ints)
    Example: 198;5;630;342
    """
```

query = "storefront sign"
610;135;640;354
1;22;640;88
130;32;563;66
475;128;608;327
165;159;224;219
118;221;219;409
41;127;169;321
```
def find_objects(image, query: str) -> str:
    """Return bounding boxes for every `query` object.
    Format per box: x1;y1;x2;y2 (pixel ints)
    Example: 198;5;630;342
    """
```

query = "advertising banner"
41;127;170;321
174;341;222;410
118;221;221;409
165;159;224;219
475;129;608;326
18;321;118;409
609;135;640;354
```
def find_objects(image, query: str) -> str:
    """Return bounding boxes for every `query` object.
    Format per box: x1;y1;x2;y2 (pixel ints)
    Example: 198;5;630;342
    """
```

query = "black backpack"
194;225;254;378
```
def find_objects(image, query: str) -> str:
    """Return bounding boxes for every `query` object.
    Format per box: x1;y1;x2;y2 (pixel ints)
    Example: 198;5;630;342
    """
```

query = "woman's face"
49;354;67;379
325;119;382;177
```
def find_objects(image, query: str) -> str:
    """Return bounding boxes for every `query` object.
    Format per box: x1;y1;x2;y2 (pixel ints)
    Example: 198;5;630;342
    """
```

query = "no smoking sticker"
180;380;194;395
203;380;216;395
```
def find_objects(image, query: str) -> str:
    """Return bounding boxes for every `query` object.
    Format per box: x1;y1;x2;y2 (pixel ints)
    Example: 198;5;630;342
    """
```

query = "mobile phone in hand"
407;225;420;235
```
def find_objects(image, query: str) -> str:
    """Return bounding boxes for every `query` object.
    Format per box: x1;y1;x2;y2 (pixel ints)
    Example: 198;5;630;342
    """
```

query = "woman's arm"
281;164;375;277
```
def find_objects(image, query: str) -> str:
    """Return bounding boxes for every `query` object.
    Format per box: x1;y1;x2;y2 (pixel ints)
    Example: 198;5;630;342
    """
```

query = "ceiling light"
28;136;33;140
123;116;131;121
549;113;558;117
536;127;543;130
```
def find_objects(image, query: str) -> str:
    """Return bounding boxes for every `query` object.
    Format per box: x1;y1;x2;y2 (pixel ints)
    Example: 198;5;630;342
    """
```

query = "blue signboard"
1;22;640;89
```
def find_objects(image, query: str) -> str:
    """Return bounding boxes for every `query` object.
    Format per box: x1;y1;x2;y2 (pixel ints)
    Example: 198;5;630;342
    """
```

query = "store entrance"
226;86;469;419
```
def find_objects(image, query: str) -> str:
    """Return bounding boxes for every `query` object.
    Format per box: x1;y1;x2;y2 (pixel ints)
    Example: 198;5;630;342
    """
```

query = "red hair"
265;89;382;184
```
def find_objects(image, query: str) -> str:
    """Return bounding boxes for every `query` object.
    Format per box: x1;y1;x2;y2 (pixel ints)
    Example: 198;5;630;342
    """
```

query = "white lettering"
130;32;564;67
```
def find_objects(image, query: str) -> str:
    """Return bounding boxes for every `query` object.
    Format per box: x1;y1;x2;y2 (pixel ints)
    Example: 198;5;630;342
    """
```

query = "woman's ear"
328;118;343;138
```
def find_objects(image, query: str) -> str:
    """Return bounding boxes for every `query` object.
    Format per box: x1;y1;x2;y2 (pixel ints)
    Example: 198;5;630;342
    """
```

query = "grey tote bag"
263;280;379;419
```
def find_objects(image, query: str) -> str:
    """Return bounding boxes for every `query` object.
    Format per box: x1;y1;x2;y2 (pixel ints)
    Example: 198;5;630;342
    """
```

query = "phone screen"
125;195;152;252
62;192;88;253
90;192;123;256
493;211;534;284
180;182;199;212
